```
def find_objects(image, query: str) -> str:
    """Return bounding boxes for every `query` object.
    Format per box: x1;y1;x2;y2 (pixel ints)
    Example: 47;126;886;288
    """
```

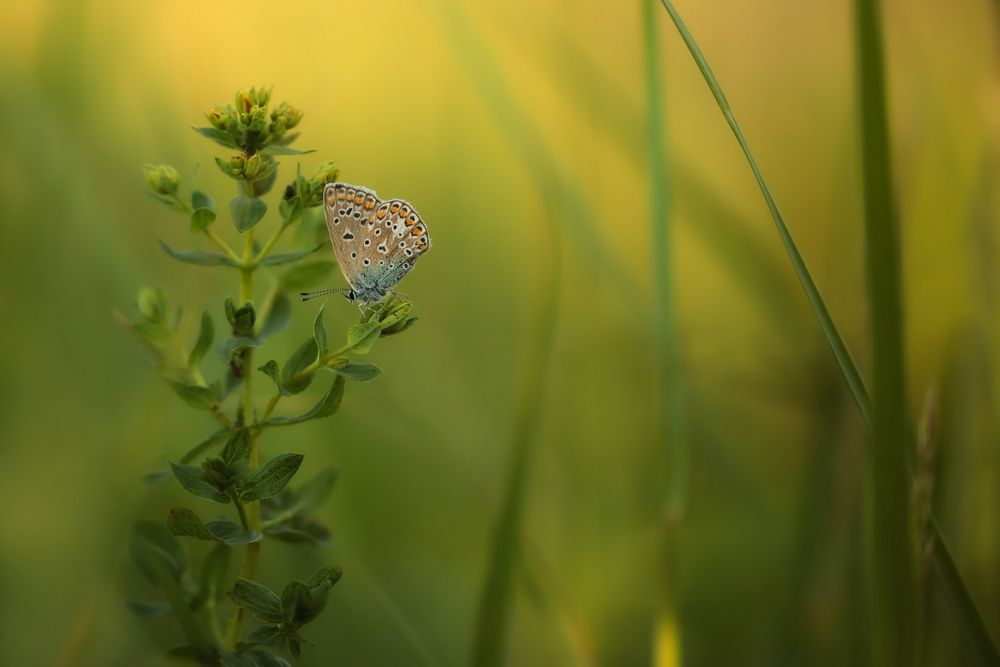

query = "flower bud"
143;164;180;196
137;286;169;323
206;106;228;130
243;154;263;180
229;155;246;175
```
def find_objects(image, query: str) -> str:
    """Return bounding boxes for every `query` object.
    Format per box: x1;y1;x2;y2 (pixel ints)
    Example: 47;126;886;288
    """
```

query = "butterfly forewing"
323;182;431;302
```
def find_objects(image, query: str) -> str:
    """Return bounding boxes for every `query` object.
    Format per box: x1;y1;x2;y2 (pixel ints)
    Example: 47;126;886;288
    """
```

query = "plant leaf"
217;336;261;361
126;599;173;617
258;244;324;266
190;542;230;610
280;338;318;395
222;428;251;464
306;564;343;591
130;520;188;584
166;380;220;410
229;579;284;624
346;322;380;354
188;311;214;369
160;240;238;267
190;207;217;232
313;305;328;356
167;506;217;540
329;360;381;382
239;453;304;502
294;467;339;515
260;376;345;427
192;190;214;211
170;462;230;503
180;428;236;464
231;195;268;233
193;126;239;148
204;520;262;545
281;581;312;625
260;144;316;156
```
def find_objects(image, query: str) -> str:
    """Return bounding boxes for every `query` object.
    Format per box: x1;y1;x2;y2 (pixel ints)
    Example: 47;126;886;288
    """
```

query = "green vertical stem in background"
470;217;561;667
642;1;686;665
853;1;918;664
225;227;262;649
656;0;998;663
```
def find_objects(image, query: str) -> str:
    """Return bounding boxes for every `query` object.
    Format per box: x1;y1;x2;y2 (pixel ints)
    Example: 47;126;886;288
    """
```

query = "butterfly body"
323;182;431;305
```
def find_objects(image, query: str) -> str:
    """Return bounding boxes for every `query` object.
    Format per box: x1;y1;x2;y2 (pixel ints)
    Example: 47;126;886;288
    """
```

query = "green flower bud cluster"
279;161;340;225
203;86;303;155
143;164;181;196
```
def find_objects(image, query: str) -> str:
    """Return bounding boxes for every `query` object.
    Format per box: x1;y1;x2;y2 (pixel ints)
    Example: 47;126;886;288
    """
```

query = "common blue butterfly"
301;182;431;304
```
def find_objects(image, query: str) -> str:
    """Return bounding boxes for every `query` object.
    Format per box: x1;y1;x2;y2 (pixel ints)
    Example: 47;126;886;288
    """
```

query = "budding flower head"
137;286;170;323
143;164;180;196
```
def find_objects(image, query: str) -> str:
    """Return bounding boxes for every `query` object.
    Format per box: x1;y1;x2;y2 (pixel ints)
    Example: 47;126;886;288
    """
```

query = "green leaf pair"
167;507;260;545
228;566;342;657
170;452;303;504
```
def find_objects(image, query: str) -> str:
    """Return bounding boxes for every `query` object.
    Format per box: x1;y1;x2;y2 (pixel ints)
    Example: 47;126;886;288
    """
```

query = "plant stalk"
641;1;686;665
853;0;918;664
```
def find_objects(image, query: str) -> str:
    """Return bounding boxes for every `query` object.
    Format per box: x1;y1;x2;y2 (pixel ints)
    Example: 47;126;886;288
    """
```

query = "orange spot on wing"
376;209;387;219
412;227;424;236
406;215;418;226
354;194;364;205
389;203;400;213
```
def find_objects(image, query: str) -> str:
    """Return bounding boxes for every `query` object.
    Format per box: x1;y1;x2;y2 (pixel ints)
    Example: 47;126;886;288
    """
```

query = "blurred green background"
1;0;998;665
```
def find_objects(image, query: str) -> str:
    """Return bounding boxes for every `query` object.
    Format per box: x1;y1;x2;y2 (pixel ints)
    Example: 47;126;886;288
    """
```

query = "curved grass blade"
655;0;870;427
656;1;999;662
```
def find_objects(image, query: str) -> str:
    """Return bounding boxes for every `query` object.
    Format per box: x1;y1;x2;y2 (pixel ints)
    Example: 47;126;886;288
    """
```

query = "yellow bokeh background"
0;0;998;665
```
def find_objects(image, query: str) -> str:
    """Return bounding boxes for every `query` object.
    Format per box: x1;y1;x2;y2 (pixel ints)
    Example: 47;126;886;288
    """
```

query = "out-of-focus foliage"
0;1;998;665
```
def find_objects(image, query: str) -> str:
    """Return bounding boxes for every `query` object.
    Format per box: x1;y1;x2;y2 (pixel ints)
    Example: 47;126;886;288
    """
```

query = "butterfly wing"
368;197;431;293
324;182;382;293
324;182;431;301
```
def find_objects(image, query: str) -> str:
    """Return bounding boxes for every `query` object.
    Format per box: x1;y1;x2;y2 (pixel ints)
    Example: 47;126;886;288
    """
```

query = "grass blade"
656;1;1000;663
656;0;870;427
930;517;1000;666
471;218;561;667
641;1;686;665
853;0;918;663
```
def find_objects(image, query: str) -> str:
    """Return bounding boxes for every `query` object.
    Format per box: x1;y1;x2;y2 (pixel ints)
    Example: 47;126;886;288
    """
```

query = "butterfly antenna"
299;288;347;302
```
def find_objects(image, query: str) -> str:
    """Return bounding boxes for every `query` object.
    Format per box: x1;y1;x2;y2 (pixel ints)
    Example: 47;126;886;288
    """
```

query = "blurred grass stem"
471;214;560;667
641;1;686;665
853;0;918;663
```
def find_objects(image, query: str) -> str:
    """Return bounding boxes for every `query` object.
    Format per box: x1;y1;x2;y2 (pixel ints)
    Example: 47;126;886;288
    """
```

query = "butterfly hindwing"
323;182;431;302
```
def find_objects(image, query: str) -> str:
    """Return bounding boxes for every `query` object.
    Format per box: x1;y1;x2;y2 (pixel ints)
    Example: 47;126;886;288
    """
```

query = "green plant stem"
225;228;262;650
255;282;280;331
656;0;999;663
206;229;243;266
209;404;233;428
853;0;917;663
253;223;288;263
260;394;281;422
642;1;686;663
229;490;250;530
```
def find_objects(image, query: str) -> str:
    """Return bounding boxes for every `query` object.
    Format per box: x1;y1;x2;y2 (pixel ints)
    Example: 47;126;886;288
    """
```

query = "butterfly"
301;182;431;305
